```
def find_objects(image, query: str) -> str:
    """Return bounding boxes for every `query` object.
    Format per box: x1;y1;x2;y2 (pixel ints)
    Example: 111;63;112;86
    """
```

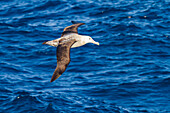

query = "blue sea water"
0;0;170;112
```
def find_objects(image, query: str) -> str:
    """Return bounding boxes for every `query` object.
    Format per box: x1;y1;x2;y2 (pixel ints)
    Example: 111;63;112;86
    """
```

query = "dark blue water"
0;0;170;112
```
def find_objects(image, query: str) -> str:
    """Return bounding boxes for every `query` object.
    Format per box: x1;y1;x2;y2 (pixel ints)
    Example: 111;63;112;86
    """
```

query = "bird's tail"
42;40;59;47
42;41;47;44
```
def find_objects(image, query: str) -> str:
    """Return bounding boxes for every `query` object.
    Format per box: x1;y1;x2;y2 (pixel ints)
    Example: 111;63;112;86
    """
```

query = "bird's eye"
89;38;91;40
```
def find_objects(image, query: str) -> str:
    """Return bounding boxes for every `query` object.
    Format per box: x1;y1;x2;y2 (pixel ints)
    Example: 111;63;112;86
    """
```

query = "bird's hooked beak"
92;40;100;45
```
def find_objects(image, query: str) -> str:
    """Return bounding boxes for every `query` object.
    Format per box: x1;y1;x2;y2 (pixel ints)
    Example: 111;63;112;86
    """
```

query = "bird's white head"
82;36;99;46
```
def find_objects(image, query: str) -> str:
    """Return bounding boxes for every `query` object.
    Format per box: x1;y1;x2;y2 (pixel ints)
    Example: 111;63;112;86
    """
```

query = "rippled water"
0;0;170;112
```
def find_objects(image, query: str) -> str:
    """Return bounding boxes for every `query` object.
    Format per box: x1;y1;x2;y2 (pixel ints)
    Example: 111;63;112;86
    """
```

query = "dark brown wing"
61;22;85;37
50;39;76;82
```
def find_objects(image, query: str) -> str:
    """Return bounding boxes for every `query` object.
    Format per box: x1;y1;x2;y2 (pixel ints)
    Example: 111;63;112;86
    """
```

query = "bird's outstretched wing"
50;39;76;82
61;22;85;37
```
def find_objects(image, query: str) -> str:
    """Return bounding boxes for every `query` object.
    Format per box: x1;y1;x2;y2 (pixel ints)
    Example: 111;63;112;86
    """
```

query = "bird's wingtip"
50;74;61;82
50;78;54;82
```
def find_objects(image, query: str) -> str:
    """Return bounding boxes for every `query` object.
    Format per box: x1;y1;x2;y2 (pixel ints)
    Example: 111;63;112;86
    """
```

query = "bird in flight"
43;21;99;82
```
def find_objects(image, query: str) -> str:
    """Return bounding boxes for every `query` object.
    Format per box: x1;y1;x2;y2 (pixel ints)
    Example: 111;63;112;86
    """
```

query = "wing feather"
61;22;85;36
50;39;76;82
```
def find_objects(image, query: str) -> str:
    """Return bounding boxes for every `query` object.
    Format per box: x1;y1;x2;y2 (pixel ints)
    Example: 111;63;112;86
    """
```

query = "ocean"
0;0;170;112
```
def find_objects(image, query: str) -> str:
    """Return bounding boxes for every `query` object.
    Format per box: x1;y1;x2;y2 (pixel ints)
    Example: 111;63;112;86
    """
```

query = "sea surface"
0;0;170;113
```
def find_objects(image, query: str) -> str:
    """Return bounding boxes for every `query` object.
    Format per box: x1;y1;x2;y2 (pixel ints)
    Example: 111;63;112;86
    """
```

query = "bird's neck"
71;34;87;48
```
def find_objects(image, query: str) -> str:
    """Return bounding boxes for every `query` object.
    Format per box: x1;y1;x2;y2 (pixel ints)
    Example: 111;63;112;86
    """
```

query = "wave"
0;91;130;113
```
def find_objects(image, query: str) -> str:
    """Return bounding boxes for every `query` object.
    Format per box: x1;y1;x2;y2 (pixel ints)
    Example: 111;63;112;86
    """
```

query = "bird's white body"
44;33;99;48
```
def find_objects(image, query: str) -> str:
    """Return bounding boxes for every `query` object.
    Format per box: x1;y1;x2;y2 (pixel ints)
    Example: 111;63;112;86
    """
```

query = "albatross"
43;21;99;82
